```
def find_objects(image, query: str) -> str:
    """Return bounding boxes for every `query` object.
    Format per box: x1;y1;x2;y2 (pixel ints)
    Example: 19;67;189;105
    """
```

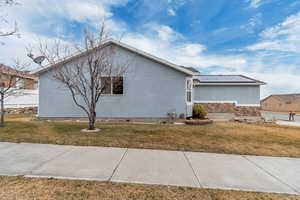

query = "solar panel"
194;75;256;83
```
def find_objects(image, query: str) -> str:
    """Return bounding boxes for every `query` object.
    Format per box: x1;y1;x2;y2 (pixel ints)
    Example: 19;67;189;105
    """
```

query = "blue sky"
1;0;300;98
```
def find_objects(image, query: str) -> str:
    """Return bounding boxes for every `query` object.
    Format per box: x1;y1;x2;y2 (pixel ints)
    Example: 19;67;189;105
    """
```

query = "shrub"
192;104;207;119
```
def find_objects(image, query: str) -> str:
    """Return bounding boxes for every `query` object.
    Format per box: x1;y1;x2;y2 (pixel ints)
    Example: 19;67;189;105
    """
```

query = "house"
34;40;265;119
193;75;265;116
0;64;38;90
261;94;300;112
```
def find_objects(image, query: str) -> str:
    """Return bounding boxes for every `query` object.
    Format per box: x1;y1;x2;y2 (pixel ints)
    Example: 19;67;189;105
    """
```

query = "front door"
186;78;193;117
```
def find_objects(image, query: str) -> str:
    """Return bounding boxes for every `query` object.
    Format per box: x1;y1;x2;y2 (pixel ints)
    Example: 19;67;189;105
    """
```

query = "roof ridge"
262;93;300;104
271;93;300;96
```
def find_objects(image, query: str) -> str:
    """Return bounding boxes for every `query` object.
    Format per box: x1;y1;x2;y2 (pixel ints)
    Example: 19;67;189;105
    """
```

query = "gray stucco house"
35;40;265;119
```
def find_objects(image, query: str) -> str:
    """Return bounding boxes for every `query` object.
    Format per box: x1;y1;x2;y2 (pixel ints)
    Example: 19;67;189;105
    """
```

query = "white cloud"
247;12;300;53
2;0;300;99
241;13;262;33
168;8;176;16
256;73;300;98
156;25;182;41
3;0;128;32
122;28;246;70
247;0;264;8
180;44;206;56
1;0;244;72
0;0;129;66
167;0;190;17
46;0;128;22
245;12;300;97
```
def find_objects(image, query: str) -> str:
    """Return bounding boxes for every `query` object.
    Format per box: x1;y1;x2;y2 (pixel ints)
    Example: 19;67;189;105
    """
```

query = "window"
101;76;123;95
186;79;192;103
101;77;111;94
16;78;25;89
113;77;123;94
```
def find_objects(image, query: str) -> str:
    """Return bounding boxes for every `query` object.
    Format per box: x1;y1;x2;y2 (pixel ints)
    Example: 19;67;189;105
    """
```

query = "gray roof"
34;40;198;76
193;75;265;85
0;64;37;80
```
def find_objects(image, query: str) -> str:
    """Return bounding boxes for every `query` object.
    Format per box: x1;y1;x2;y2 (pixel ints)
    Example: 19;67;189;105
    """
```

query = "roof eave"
109;40;195;76
194;82;265;86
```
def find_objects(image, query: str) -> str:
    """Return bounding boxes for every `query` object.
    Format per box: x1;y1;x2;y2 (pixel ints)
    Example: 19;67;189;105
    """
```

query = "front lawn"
0;176;299;200
1;114;300;157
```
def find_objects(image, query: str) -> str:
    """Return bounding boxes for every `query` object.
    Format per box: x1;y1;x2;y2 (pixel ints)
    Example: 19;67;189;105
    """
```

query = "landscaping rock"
196;103;261;117
185;119;213;125
231;117;265;124
81;128;101;133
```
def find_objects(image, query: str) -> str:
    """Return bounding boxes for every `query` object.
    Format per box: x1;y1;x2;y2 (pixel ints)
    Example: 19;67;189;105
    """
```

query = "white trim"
38;80;40;117
186;78;193;105
194;101;260;107
194;83;264;86
236;104;261;107
186;77;193;117
194;100;237;104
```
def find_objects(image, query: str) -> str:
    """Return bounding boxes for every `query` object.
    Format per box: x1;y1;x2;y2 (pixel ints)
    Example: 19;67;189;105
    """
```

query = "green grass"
0;176;299;200
0;114;300;157
5;113;35;121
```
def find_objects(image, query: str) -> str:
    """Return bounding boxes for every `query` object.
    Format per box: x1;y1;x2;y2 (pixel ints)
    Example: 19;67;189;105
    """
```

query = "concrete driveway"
0;142;299;195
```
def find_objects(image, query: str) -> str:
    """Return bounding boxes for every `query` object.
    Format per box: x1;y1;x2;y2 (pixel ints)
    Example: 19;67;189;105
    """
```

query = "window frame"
16;77;25;89
101;76;124;96
186;79;192;103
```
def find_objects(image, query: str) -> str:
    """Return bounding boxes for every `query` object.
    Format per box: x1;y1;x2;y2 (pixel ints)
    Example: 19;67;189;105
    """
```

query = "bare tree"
0;61;31;126
0;0;19;38
31;25;130;130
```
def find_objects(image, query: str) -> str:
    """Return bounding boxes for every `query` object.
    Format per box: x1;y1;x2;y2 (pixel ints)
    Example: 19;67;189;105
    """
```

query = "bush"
192;104;207;119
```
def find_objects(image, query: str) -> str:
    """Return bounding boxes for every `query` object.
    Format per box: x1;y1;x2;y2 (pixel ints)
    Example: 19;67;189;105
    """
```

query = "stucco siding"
39;45;188;118
193;85;260;105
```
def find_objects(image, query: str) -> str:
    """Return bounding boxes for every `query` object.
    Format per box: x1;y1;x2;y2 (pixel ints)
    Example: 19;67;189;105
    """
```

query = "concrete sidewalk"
0;142;299;195
276;120;300;127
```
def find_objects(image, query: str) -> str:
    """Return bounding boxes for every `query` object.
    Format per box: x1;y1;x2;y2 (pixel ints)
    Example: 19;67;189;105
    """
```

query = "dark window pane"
187;91;191;102
113;77;123;94
101;77;111;94
187;80;192;90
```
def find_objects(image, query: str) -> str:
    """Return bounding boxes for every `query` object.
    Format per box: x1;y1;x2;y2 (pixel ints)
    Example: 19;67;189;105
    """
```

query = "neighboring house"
0;64;38;90
261;94;300;112
34;40;265;119
5;89;38;108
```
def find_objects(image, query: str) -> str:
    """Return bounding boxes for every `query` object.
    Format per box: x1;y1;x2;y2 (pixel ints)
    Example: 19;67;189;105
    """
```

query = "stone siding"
197;103;261;117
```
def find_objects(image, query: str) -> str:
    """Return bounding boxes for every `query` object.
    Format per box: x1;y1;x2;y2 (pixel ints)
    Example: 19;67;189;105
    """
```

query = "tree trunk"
88;111;96;130
0;94;4;127
88;118;95;130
